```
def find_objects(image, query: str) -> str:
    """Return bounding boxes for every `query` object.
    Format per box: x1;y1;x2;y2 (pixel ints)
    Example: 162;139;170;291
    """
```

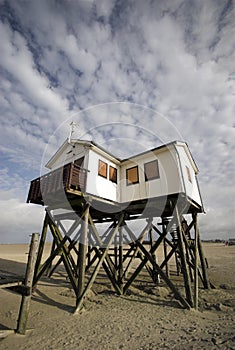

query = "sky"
0;0;234;243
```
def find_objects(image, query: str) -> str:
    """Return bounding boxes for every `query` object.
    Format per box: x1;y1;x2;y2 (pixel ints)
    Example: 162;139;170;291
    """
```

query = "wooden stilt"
197;226;211;289
17;233;39;334
118;226;124;294
193;213;199;310
27;195;210;314
46;238;56;276
124;227;190;309
123;220;152;278
162;220;169;278
175;206;193;307
33;213;49;285
149;227;159;284
34;235;69;284
77;205;90;305
88;218;122;295
74;214;124;313
123;222;166;293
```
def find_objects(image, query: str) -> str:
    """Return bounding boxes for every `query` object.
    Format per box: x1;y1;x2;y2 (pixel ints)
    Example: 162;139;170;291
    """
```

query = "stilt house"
26;138;210;312
27;139;203;218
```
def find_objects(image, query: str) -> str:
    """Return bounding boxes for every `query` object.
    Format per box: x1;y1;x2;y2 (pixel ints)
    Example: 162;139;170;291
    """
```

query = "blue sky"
0;0;234;243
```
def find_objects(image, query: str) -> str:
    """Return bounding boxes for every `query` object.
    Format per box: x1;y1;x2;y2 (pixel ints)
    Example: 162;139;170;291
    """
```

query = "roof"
45;138;121;169
45;138;199;173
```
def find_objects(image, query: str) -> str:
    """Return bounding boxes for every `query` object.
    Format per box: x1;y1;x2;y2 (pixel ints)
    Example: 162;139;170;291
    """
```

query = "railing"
27;163;88;205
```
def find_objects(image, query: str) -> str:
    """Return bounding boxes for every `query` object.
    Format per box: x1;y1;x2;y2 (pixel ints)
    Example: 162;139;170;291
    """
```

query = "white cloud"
0;0;234;242
0;198;44;244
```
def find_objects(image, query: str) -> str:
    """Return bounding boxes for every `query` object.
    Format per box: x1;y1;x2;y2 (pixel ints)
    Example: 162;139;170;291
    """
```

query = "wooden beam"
34;235;68;284
123;219;153;278
123;223;166;293
193;213;199;310
74;213;124;313
197;223;211;289
77;205;90;303
33;212;49;286
48;219;78;293
118;226;124;293
175;206;193;307
124;224;190;309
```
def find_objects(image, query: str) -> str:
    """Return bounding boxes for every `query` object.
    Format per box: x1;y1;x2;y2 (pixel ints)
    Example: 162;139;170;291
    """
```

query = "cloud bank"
0;0;234;242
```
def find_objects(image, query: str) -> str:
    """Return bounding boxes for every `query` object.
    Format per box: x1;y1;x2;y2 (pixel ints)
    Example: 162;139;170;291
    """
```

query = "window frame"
109;165;117;184
98;159;108;179
126;165;139;186
144;159;160;182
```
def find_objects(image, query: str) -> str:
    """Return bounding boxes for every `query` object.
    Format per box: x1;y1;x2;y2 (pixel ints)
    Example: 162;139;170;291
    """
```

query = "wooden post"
162;224;169;277
118;226;124;294
193;213;198;310
46;238;56;276
16;233;39;334
33;213;48;285
77;205;90;305
149;227;159;284
197;226;211;289
74;214;124;312
175;206;193;307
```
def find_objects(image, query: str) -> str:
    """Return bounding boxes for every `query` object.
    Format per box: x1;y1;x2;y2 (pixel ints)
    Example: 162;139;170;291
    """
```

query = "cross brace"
32;205;211;313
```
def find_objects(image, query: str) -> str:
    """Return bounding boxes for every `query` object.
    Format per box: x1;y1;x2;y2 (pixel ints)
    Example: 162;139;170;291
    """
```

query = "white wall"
120;147;183;203
50;143;87;170
48;142;202;207
86;149;118;201
175;144;202;207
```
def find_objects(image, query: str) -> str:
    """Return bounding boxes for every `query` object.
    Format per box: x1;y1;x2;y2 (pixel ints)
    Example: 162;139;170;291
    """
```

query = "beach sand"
0;242;234;350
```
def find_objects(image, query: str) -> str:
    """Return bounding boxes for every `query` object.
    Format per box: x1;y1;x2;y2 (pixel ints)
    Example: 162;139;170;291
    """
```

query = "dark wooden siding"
27;163;88;205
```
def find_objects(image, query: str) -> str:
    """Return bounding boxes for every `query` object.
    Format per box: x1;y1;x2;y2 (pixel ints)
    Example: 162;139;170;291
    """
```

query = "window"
186;166;192;183
144;160;160;181
109;166;117;183
98;160;107;178
126;166;139;185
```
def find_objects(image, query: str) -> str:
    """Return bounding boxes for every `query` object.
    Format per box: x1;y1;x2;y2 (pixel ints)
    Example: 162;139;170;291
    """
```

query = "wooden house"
27;139;203;219
26;140;210;312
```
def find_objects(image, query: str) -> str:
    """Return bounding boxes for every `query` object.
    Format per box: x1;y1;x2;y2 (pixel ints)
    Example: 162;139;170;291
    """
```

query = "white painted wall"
120;147;183;203
86;149;118;201
50;143;87;170
175;144;202;206
47;141;202;208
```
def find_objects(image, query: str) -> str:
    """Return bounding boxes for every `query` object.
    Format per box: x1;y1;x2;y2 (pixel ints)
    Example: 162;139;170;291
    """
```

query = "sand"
0;243;234;350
